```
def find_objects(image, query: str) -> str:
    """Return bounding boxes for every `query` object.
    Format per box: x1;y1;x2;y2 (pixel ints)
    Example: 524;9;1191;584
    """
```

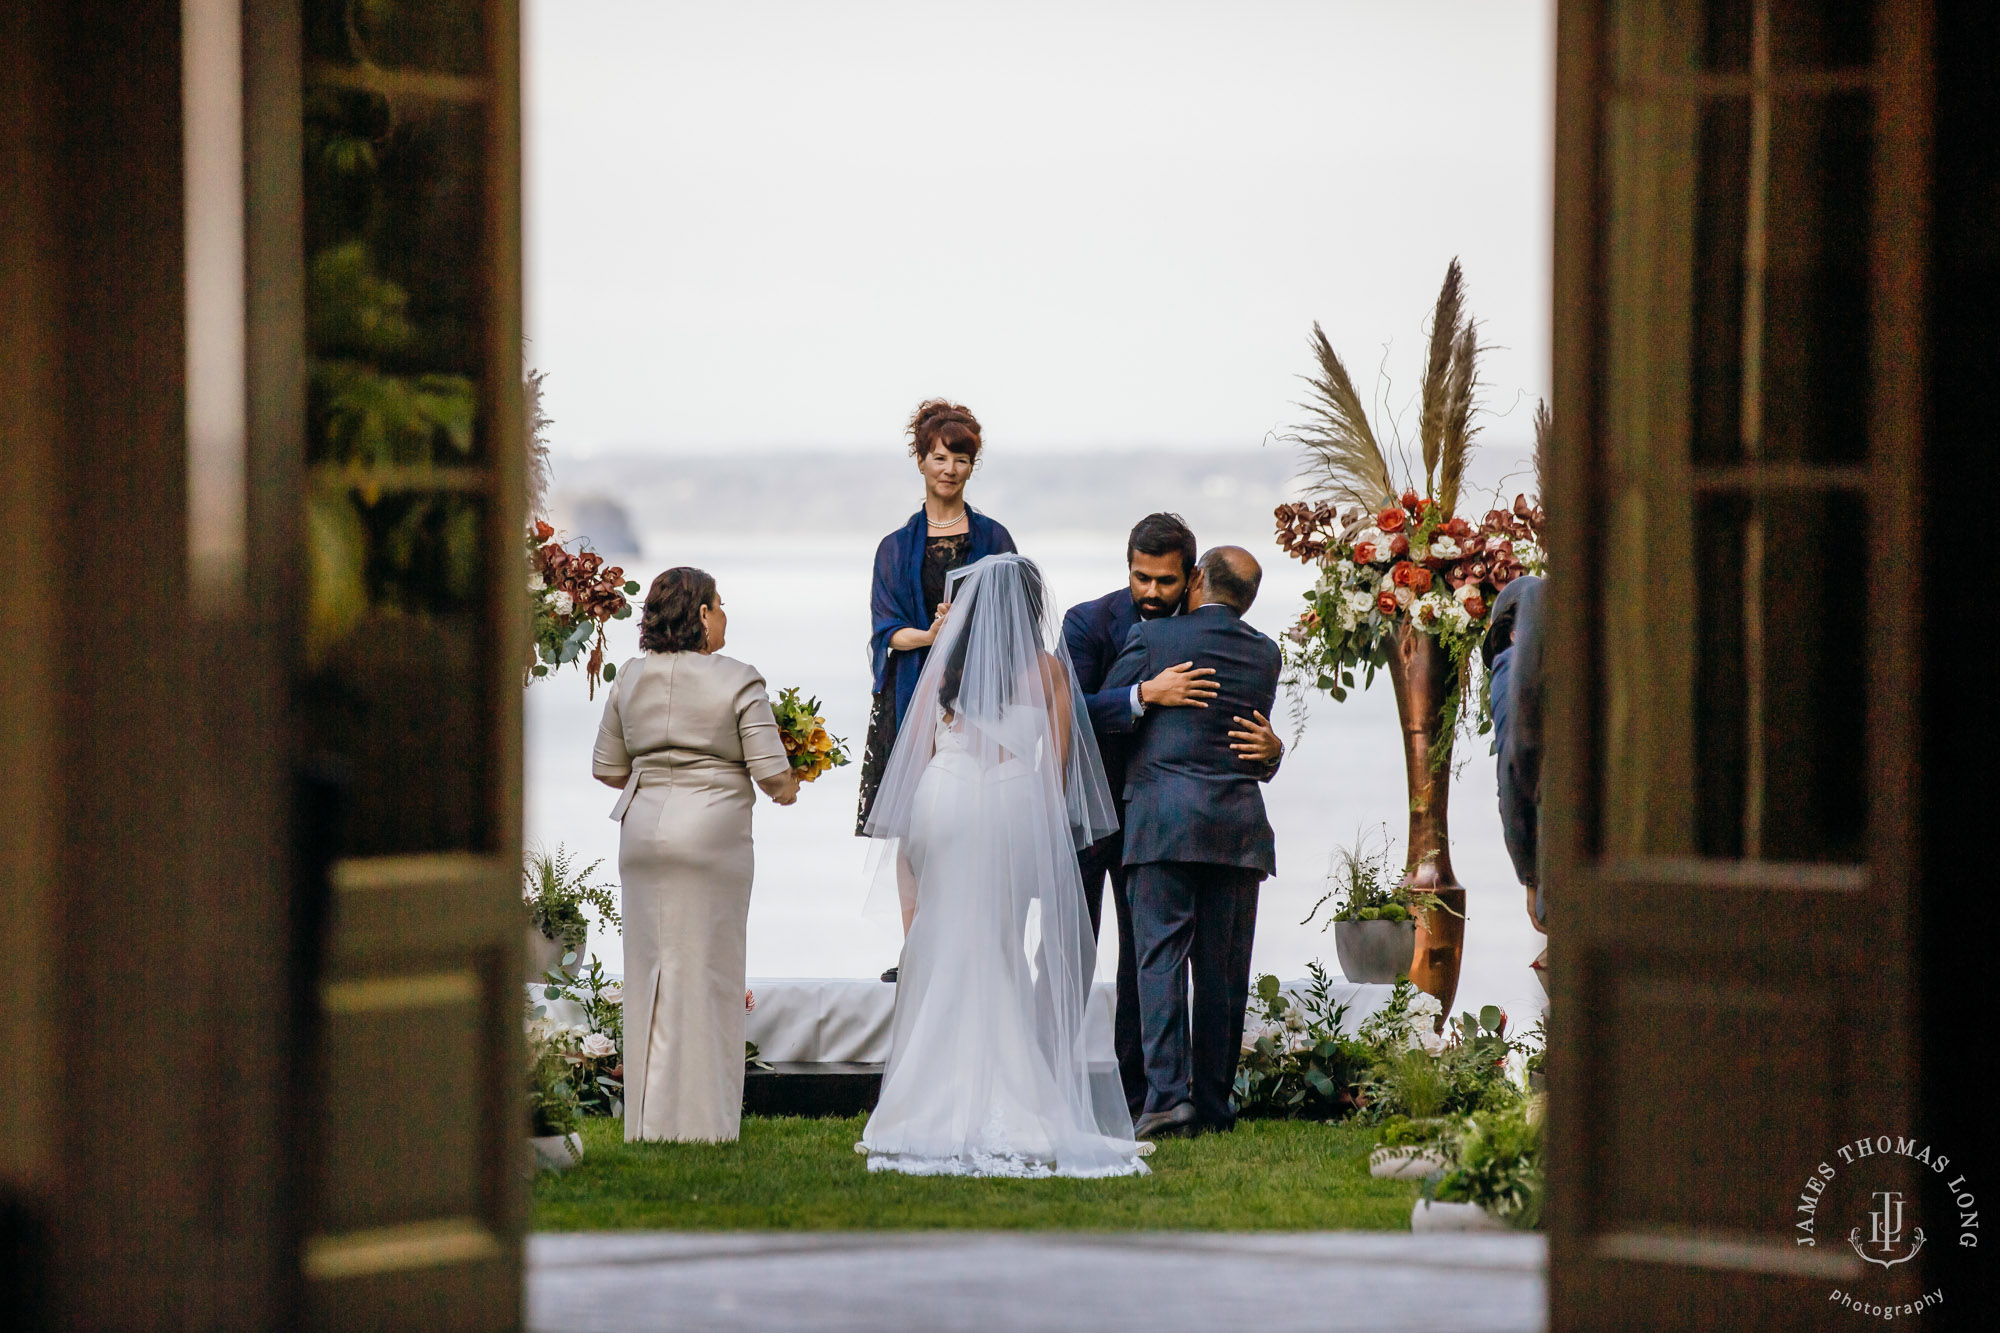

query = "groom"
1064;515;1283;1116
1102;546;1283;1138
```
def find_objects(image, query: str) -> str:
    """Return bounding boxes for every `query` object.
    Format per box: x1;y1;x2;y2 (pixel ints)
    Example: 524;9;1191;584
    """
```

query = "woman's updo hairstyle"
640;566;717;653
907;398;982;466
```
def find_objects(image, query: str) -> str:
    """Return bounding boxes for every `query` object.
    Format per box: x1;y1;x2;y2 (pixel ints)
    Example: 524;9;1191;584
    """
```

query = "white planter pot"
530;1131;584;1172
1370;1145;1452;1179
1333;919;1417;984
527;926;586;983
1411;1198;1509;1233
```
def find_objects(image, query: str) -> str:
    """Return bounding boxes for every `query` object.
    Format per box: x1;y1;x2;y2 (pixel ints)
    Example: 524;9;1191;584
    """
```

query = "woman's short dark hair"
907;399;983;466
640;567;716;653
1127;512;1196;576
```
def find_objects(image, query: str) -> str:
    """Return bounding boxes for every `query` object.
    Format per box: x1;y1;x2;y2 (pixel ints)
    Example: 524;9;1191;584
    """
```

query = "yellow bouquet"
771;688;851;783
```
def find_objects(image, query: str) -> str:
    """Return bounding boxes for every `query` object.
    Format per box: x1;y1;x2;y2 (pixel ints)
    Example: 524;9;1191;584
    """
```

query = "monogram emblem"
1848;1189;1926;1269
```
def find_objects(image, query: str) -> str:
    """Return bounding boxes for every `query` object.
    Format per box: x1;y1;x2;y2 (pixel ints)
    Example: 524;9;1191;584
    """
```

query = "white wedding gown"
859;556;1147;1179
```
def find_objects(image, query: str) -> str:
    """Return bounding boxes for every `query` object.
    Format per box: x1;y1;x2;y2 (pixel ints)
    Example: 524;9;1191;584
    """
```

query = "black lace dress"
855;533;970;835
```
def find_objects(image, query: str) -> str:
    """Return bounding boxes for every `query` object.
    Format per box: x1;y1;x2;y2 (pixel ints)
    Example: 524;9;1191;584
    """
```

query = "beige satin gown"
593;650;791;1142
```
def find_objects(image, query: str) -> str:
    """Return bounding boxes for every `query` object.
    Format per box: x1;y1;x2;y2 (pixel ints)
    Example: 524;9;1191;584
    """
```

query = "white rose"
1347;590;1375;617
550;590;575;616
601;983;623;1005
1430;535;1462;559
1408;542;1430;564
580;1032;617;1059
1453;581;1480;604
527;572;546;593
1393;585;1415;608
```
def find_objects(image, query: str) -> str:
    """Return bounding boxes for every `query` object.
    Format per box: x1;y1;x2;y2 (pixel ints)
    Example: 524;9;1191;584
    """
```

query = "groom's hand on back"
1139;661;1219;708
1228;710;1284;766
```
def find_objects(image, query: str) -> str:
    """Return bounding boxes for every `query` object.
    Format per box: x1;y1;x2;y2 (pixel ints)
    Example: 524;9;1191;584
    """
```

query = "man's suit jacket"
1102;603;1282;876
1061;587;1145;798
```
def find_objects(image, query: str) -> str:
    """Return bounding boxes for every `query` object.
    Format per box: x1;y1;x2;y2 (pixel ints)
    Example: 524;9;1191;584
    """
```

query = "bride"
859;554;1150;1178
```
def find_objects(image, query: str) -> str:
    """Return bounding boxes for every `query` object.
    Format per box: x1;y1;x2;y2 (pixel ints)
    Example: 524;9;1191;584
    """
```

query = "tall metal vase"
1383;620;1466;1021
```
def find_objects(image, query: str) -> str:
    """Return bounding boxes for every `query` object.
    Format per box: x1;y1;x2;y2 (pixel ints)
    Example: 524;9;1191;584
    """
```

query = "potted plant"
1414;1097;1544;1232
526;1024;584;1171
1305;829;1448;984
523;843;619;982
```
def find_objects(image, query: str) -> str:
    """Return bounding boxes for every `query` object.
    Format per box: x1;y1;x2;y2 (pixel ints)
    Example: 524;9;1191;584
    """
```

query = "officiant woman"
594;567;799;1142
856;400;1016;946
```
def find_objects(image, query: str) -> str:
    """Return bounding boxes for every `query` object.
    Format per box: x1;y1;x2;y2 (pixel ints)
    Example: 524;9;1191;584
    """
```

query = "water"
526;449;1549;1032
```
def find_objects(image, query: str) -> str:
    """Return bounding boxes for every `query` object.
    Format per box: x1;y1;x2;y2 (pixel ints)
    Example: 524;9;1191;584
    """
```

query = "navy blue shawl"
869;508;1017;725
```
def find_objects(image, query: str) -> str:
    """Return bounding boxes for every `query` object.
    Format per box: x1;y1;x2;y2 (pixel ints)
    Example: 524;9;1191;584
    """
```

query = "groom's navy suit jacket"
1102;603;1282;877
1062;587;1146;800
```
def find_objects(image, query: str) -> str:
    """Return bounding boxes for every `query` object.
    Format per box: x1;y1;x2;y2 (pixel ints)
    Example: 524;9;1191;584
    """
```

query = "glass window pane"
1609;0;1751;80
1690;98;1752;463
1693;491;1867;861
1760;92;1873;463
305;0;488;76
1771;0;1875;71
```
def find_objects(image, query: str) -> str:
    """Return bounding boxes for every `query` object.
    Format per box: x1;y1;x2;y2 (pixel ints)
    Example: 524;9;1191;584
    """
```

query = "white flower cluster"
550;589;575;617
1414;589;1474;636
1318;560;1378;631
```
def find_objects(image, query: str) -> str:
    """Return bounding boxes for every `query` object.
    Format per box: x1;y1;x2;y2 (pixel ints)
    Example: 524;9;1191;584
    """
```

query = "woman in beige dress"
594;567;798;1142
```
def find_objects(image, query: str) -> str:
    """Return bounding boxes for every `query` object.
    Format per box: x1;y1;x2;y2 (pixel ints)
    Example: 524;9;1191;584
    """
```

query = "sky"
523;0;1556;457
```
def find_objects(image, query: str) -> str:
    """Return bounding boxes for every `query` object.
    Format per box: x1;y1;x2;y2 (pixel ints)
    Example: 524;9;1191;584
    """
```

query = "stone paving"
527;1231;1547;1332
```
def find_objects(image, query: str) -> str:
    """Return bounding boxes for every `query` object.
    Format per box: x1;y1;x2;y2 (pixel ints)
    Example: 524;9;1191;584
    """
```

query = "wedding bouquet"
771;688;850;782
526;519;640;696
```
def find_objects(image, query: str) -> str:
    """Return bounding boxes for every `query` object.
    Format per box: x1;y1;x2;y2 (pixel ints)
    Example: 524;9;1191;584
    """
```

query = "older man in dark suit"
1063;514;1282;1115
1102;546;1283;1138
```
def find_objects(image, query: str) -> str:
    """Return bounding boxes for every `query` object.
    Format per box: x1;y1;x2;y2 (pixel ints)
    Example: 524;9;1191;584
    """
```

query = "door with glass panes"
291;2;526;1327
1546;0;1927;1324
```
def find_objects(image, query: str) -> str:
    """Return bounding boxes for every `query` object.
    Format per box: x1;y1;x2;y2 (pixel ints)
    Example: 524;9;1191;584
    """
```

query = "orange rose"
1389;533;1410;558
1463;593;1488;618
1376;506;1408;534
1375;589;1400;616
1390;561;1421;588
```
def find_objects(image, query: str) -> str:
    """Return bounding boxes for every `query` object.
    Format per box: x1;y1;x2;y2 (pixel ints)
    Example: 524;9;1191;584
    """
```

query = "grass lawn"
532;1114;1420;1231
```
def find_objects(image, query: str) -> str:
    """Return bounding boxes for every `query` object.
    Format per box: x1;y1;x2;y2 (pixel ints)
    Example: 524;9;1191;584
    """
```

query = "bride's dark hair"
938;557;1047;714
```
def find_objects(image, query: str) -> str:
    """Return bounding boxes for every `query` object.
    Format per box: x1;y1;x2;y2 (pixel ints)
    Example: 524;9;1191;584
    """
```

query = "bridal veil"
860;554;1144;1177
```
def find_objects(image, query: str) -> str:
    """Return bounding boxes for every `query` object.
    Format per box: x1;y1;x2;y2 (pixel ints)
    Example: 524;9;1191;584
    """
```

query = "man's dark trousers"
1129;862;1260;1129
1077;824;1145;1116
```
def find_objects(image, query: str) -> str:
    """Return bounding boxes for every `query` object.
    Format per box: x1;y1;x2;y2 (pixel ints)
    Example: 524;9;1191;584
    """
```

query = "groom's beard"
1135;597;1179;619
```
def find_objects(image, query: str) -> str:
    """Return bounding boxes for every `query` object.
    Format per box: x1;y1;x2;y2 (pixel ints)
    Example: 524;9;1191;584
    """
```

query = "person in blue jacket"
1064;515;1282;1116
857;401;1015;978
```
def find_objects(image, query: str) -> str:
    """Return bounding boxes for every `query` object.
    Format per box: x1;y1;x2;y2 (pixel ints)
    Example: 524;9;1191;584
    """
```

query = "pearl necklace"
926;509;967;530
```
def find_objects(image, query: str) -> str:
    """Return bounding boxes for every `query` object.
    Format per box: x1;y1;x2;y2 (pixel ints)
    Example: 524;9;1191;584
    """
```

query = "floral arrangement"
1274;490;1544;702
1272;260;1546;751
532;957;625;1118
771;688;850;782
1235;963;1369;1120
1233;968;1538;1132
524;843;621;957
526;519;640;696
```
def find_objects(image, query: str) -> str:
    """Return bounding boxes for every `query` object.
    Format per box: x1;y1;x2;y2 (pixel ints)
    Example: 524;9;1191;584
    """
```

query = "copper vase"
1382;620;1466;1021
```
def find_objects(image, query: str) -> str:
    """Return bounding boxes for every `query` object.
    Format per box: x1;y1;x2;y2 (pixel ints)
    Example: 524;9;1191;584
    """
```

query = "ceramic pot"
527;925;585;982
1333;918;1418;983
1383;621;1467;1018
1411;1199;1508;1232
530;1131;584;1171
1369;1145;1452;1179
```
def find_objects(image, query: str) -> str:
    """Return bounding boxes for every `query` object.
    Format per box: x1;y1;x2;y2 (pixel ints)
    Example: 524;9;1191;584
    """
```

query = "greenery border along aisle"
532;1116;1421;1231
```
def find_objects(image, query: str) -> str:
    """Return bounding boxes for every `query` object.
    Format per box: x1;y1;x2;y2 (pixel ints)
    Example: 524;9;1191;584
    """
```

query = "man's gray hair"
1198;547;1261;612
